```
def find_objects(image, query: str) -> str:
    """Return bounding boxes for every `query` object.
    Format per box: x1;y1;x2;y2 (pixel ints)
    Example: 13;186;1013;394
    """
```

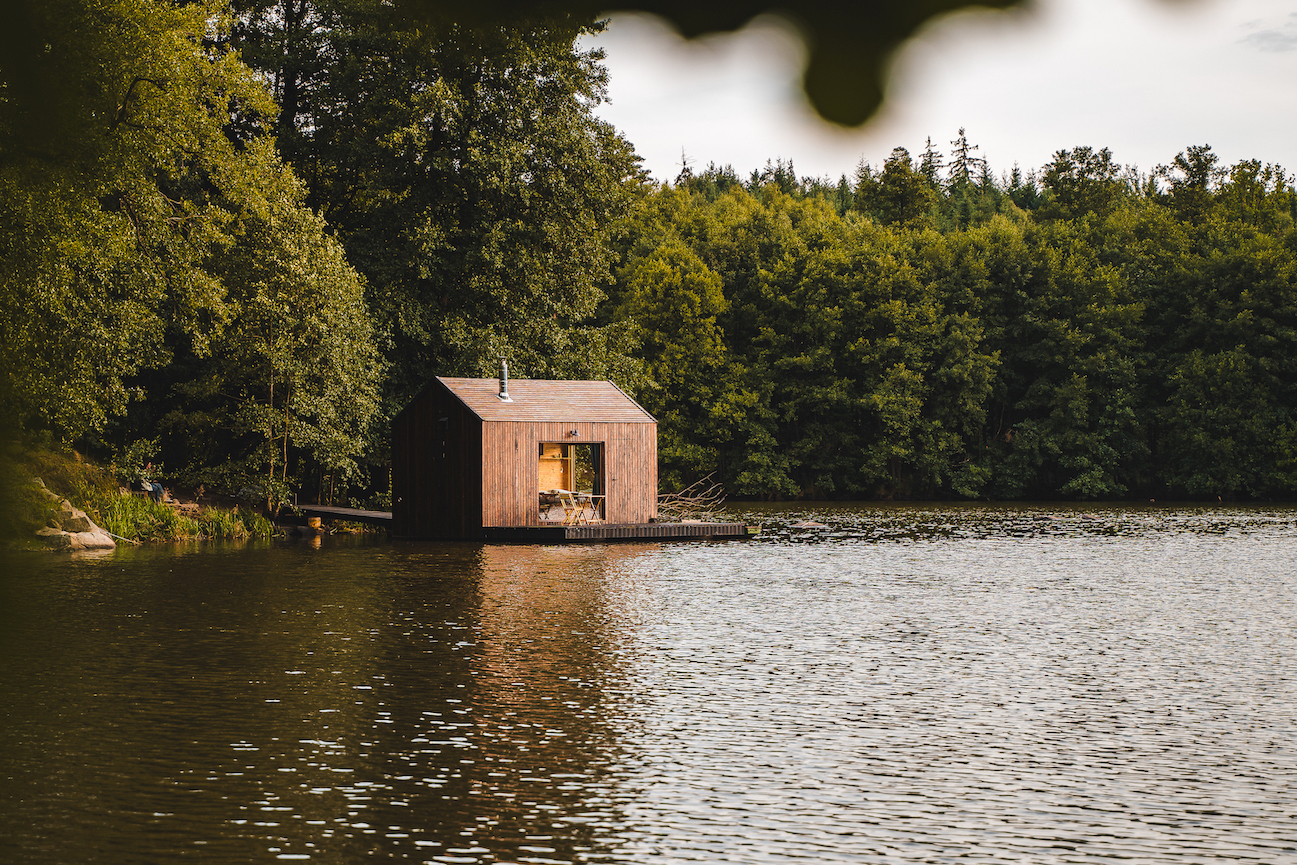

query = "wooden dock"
300;505;394;526
299;505;755;542
478;522;757;542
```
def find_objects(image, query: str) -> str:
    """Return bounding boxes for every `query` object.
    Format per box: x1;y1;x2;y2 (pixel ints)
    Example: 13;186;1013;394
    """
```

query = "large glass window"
537;443;602;494
538;443;603;522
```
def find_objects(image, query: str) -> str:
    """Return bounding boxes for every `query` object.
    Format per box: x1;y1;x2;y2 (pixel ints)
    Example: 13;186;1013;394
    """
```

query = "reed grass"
100;495;278;542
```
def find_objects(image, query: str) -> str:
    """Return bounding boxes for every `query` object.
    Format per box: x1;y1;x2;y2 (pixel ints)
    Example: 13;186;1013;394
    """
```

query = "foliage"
0;0;278;437
5;1;1297;507
99;495;277;541
630;139;1297;500
114;437;162;485
1;474;60;540
1040;146;1124;221
2;0;386;509
227;0;646;410
20;447;126;525
0;441;275;542
0;443;107;539
157;166;383;508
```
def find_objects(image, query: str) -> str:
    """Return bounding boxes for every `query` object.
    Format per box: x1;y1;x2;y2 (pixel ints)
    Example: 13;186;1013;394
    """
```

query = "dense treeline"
612;141;1297;500
3;2;1295;506
2;0;641;508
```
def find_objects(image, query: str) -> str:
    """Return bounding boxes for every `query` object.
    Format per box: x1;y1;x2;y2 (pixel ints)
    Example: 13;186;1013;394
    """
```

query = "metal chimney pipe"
498;357;512;402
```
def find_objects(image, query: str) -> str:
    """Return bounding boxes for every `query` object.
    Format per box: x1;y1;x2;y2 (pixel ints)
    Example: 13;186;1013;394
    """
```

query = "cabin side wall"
391;383;482;539
605;422;657;524
481;421;657;527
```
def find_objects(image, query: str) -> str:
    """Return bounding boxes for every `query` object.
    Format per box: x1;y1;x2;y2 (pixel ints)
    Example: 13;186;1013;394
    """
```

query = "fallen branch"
104;530;143;546
657;473;727;522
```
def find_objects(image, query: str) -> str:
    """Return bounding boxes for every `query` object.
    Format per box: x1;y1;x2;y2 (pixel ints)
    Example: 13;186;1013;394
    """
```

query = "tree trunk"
267;366;275;514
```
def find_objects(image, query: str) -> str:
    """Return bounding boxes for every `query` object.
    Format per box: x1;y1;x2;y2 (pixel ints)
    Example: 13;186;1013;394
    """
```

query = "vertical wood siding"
480;421;656;527
394;384;656;536
391;381;483;539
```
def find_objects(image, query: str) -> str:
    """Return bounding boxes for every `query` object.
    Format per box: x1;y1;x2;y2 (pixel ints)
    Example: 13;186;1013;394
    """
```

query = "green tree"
1215;159;1294;232
1040;146;1123;220
873;147;936;228
1159;349;1275;497
958;214;1149;498
618;240;736;488
1156;144;1220;224
0;0;276;438
159;171;383;506
229;1;645;411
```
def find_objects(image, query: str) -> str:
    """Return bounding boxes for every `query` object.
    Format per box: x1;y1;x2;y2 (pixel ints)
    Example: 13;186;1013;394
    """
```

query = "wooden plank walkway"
299;505;756;542
480;522;756;542
300;505;393;526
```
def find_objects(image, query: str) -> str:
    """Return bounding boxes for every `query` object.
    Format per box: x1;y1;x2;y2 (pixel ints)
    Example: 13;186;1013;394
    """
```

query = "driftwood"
657;473;726;522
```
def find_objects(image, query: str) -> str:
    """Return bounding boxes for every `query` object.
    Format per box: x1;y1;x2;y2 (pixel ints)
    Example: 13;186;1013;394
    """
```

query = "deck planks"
301;505;754;542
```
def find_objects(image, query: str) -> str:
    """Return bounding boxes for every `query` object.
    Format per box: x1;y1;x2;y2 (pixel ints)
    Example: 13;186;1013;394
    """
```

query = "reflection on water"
2;504;1297;863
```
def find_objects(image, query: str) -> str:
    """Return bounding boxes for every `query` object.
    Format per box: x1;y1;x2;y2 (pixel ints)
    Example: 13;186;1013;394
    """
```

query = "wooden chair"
559;491;582;525
539;490;562;521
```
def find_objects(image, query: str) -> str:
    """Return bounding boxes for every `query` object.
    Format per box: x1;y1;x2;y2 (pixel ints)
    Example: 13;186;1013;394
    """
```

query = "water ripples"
2;505;1296;862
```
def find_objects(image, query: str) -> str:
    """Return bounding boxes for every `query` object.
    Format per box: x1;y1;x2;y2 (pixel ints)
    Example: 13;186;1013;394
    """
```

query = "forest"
3;0;1297;506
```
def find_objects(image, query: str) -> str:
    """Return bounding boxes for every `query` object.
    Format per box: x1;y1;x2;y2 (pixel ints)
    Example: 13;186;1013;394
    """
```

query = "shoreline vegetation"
4;2;1297;513
3;447;277;546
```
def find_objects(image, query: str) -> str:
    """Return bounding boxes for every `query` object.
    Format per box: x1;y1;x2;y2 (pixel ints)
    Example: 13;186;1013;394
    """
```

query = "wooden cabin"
391;372;658;539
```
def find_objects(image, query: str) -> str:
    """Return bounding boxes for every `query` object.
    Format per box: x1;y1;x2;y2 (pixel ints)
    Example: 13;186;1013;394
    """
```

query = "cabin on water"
391;366;659;540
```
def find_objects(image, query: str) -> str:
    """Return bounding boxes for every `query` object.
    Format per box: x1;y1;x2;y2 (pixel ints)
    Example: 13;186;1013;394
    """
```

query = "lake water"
3;503;1296;863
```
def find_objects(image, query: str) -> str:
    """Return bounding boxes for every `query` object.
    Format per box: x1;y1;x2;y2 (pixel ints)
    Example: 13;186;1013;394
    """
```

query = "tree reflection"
0;539;663;863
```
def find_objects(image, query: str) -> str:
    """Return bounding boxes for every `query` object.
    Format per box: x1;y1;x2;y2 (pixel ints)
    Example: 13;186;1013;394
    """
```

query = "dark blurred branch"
393;0;1028;126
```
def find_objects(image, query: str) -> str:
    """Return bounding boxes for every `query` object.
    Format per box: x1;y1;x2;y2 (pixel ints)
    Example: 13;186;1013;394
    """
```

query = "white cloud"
1243;29;1297;50
1240;9;1297;51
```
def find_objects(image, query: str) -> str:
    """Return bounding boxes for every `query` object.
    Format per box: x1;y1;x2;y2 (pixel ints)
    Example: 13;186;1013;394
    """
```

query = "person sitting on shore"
141;462;165;502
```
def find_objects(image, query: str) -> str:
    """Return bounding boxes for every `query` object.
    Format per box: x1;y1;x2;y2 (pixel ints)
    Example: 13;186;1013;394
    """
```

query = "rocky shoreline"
32;478;116;551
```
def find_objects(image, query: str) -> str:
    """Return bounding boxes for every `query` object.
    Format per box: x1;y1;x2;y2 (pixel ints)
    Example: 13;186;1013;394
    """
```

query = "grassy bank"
2;444;277;543
99;495;276;543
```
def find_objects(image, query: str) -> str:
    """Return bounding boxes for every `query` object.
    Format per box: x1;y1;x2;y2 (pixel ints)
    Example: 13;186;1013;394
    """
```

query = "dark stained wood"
478;522;754;542
393;378;483;539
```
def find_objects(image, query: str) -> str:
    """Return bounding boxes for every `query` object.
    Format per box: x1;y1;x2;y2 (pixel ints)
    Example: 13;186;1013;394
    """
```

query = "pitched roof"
436;377;656;423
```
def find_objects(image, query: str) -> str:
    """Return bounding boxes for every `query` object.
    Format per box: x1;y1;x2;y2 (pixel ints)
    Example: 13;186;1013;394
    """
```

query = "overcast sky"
581;0;1297;184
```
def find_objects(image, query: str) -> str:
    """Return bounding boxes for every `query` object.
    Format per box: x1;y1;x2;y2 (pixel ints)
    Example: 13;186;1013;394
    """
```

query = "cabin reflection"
467;542;657;715
442;542;658;853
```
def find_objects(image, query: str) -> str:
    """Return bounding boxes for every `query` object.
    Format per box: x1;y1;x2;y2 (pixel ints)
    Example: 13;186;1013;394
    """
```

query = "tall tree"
617;240;733;487
872;147;936;228
229;1;645;409
0;0;384;512
946;127;986;189
0;0;274;437
1156;144;1220;224
919;137;944;187
1041;146;1123;220
157;169;383;504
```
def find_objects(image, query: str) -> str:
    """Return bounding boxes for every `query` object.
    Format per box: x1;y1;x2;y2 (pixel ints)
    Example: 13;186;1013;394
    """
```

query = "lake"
2;503;1295;863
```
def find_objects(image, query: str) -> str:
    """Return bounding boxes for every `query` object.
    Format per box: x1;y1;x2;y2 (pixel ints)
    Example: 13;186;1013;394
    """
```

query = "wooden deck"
300;505;755;542
300;505;394;526
479;522;757;542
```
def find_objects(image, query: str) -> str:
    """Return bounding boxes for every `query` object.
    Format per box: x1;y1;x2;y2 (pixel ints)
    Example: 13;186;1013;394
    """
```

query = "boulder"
68;530;117;550
35;526;72;550
53;499;95;533
32;478;116;551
